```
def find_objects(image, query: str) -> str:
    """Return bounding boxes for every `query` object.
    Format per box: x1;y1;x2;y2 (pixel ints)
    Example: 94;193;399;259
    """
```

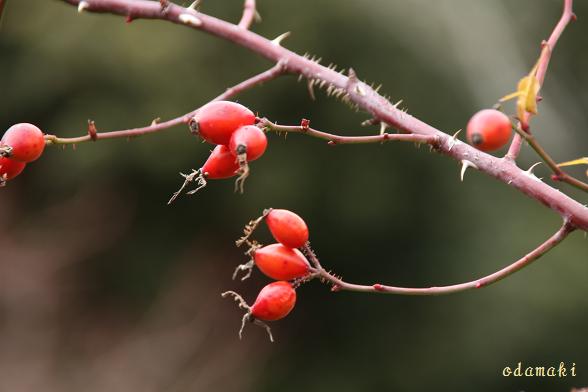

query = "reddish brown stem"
44;63;284;145
262;119;439;146
58;0;588;232
309;221;574;296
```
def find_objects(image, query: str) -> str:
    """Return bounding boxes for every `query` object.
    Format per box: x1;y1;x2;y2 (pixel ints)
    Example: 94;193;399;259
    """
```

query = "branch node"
179;13;202;27
87;120;98;141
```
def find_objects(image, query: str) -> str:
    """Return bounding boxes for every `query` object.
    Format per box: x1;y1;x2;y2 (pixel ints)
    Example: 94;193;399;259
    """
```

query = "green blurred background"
1;0;587;391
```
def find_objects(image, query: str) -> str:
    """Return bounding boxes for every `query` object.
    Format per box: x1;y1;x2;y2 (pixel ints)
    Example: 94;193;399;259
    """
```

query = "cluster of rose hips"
222;208;313;342
0;123;45;186
466;109;513;152
169;101;268;203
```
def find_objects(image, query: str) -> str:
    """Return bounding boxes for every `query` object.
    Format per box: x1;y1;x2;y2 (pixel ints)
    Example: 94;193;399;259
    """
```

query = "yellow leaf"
516;74;540;119
557;157;588;167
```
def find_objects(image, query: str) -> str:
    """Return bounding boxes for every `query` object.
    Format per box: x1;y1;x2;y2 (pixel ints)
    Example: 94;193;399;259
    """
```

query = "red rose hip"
466;109;512;152
191;101;255;145
0;157;26;181
1;123;45;162
254;243;310;281
229;125;268;162
266;209;309;248
251;281;297;321
201;145;239;179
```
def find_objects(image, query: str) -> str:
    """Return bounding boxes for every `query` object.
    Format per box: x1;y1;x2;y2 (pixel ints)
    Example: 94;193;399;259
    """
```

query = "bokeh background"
1;0;587;391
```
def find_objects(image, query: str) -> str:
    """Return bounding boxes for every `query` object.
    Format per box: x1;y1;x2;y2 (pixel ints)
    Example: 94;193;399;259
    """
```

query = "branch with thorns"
54;0;588;233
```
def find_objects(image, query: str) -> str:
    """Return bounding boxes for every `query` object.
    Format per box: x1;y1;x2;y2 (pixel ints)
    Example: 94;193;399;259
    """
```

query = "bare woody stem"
513;126;588;192
505;0;575;161
305;220;575;296
238;0;257;30
44;63;284;146
58;0;588;232
261;119;439;146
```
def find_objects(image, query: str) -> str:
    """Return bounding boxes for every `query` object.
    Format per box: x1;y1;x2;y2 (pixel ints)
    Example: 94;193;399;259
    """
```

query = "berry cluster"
0;123;45;186
169;101;267;203
223;208;312;341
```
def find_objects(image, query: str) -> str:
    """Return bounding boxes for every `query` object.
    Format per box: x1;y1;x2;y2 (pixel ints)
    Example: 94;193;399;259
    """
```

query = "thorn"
254;10;262;23
354;84;366;96
524;162;543;182
447;129;462;151
393;99;403;108
187;0;201;10
271;31;291;46
151;117;161;126
379;122;387;135
374;84;382;93
460;159;478;182
78;1;89;12
307;79;316;101
347;68;358;82
179;13;203;26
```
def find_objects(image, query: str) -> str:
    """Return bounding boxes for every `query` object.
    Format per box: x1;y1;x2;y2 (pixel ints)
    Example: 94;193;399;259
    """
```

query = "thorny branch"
57;0;588;233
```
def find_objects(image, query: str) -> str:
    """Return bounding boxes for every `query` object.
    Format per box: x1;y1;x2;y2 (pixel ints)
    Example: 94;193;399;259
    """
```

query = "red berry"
251;281;297;321
192;101;255;145
254;243;310;281
0;157;26;181
266;209;309;248
201;145;239;179
228;125;268;162
466;109;512;152
1;123;45;162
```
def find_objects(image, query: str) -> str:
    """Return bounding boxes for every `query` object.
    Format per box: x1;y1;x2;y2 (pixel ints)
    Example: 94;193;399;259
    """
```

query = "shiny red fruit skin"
254;243;310;281
266;209;309;248
0;157;26;180
228;125;267;161
251;281;296;321
201;145;239;179
194;101;255;145
466;109;512;152
1;123;45;162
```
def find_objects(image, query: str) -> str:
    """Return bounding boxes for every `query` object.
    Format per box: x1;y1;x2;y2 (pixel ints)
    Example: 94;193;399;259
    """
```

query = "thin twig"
44;63;284;146
315;220;575;296
261;119;439;146
505;0;575;161
238;0;256;30
512;125;588;192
